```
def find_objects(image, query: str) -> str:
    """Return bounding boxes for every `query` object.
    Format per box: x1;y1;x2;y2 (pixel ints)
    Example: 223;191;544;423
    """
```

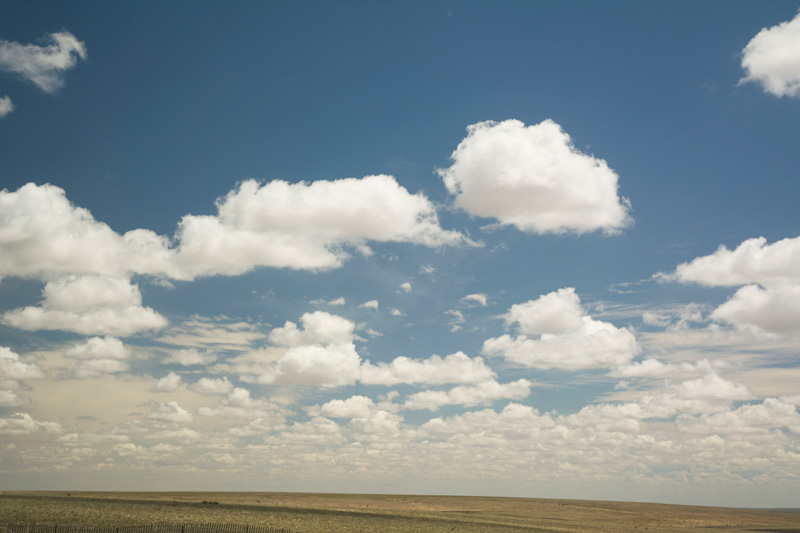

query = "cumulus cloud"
388;307;405;317
403;379;532;411
359;300;379;310
661;236;800;337
0;346;45;380
2;275;168;336
247;312;497;388
152;372;182;393
359;351;495;386
663;236;800;287
0;179;467;287
399;282;412;293
197;387;287;422
438;119;632;235
327;297;346;306
0;412;62;435
0;31;87;93
462;293;488;307
0;95;13;117
740;11;800;97
255;343;362;387
268;311;355;346
146;401;193;423
174;176;469;276
483;288;638;369
678;398;800;434
65;336;131;360
190;376;235;395
711;284;800;336
0;183;173;282
163;348;217;366
608;358;709;379
308;395;376;419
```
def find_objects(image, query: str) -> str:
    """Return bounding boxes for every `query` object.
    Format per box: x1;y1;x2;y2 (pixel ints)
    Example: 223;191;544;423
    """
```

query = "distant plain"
2;491;800;532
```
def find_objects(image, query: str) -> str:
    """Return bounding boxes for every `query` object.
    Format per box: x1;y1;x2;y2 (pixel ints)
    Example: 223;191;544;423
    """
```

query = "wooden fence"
5;525;296;533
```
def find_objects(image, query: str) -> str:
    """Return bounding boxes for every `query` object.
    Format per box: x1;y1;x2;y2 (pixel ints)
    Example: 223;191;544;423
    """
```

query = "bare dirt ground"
1;491;799;532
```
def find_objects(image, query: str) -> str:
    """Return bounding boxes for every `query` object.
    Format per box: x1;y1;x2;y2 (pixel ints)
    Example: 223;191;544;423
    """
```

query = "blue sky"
1;1;800;507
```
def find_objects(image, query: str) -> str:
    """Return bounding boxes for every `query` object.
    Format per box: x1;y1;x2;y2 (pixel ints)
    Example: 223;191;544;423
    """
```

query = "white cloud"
504;287;584;335
152;372;182;393
403;379;532;411
268;311;355;346
388;307;405;317
438;119;632;235
462;293;488;307
0;346;45;380
662;237;800;337
0;183;173;282
0;95;13;117
173;176;469;277
678;398;800;434
146;401;193;423
156;315;265;352
2;275;168;336
65;336;131;360
197;388;287;422
190;376;235;395
73;358;130;379
399;282;412;293
255;343;362;387
711;284;800;336
664;236;800;288
740;11;800;97
0;31;87;93
0;412;62;435
359;300;379;310
327;297;346;306
483;288;638;369
445;309;465;332
0;179;467;287
308;395;376;419
609;358;705;379
359;352;495;386
163;348;217;366
671;373;754;401
0;390;27;407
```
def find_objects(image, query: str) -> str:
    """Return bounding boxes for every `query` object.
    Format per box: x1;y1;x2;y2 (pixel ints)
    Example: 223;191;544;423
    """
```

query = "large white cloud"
438;119;632;234
1;275;168;336
678;398;800;435
403;379;533;411
664;236;800;287
173;176;469;276
64;336;131;360
711;284;800;336
269;311;356;346
740;11;800;97
0;32;87;93
255;343;362;387
0;179;467;287
661;236;800;337
0;346;45;380
0;183;173;282
0;412;62;435
483;288;638;369
359;351;495;386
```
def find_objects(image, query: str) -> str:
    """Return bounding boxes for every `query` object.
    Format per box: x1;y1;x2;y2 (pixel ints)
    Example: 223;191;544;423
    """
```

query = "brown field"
1;491;799;533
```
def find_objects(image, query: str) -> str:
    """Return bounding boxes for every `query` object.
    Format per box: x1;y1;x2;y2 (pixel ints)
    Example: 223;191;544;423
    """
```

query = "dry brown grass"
2;491;799;532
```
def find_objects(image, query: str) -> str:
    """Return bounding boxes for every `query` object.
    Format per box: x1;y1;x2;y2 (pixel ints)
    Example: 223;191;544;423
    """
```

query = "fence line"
5;525;297;533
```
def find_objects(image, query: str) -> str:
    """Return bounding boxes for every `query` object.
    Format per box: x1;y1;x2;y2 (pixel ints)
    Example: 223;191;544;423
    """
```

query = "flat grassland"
1;491;799;533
